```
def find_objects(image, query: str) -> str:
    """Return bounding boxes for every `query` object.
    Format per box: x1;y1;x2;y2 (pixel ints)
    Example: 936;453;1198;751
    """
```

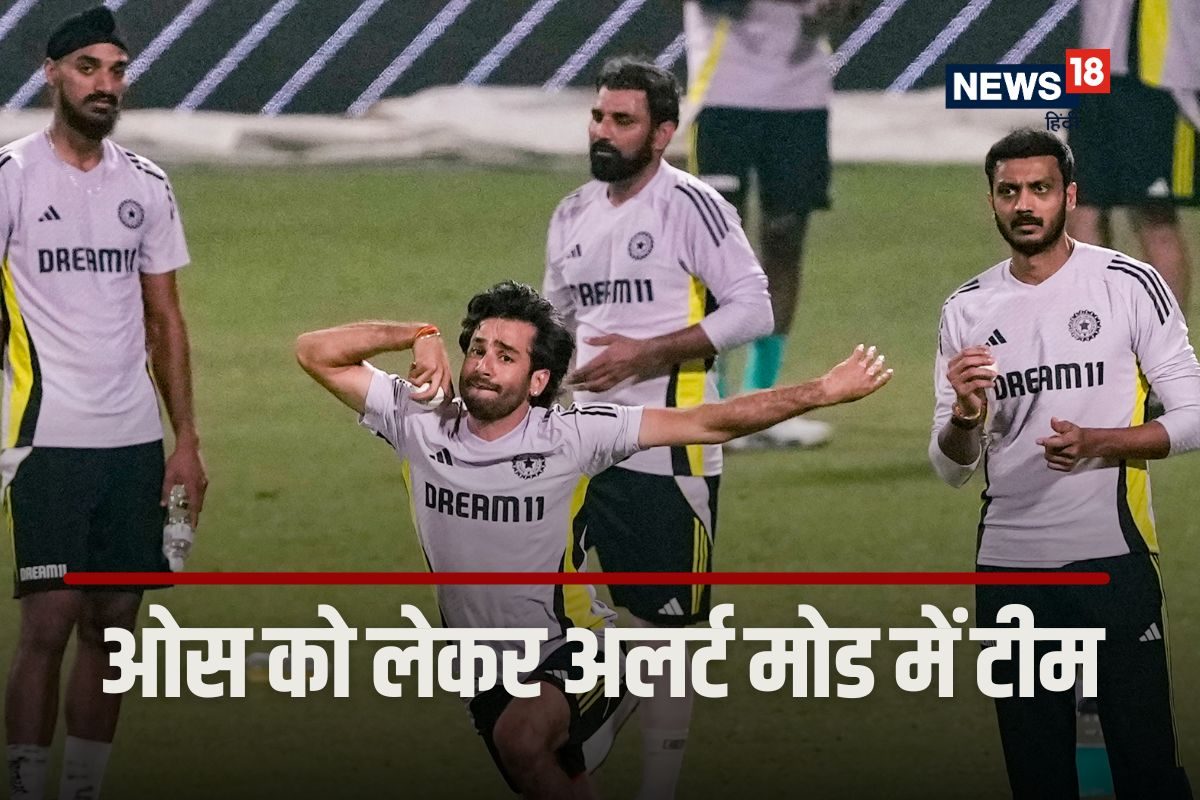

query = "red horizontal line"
63;571;1110;587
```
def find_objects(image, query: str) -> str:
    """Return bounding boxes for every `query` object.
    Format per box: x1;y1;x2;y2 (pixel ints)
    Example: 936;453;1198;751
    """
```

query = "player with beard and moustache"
543;58;774;799
1;8;205;800
298;280;892;799
930;129;1200;799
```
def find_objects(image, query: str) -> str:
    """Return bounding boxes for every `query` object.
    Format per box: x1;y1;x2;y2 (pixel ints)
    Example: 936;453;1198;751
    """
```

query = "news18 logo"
945;50;1110;109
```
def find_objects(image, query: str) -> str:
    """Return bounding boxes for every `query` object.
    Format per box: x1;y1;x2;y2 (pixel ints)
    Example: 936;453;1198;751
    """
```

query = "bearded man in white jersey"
2;8;206;800
544;57;774;799
931;128;1199;799
298;280;891;799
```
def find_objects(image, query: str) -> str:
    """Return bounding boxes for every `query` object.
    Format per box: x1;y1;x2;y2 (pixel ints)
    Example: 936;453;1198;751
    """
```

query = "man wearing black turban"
3;8;207;800
44;5;129;146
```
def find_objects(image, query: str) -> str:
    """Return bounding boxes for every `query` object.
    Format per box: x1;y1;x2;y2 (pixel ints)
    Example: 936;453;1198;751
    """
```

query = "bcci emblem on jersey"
1069;309;1101;342
512;453;546;479
118;199;145;229
627;231;654;260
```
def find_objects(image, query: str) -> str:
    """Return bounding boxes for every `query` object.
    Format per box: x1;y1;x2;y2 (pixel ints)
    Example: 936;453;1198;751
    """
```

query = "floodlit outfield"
2;164;1197;798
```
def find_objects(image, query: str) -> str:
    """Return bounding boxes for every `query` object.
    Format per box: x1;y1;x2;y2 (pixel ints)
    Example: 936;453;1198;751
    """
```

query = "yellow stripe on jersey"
562;476;605;631
684;15;730;169
1137;0;1170;86
2;258;37;449
674;276;710;476
1173;116;1195;199
1125;367;1158;552
686;16;731;108
578;678;606;714
400;460;434;573
693;518;710;614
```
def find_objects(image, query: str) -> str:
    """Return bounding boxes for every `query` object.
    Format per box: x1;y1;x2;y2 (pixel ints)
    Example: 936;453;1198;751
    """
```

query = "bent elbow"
294;333;320;375
928;439;977;488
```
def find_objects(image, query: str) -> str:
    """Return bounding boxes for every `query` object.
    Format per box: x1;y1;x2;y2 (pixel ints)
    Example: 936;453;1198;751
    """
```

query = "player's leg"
690;106;752;398
1132;204;1192;311
477;634;634;800
58;591;140;800
1124;91;1198;310
491;681;583;799
1067;205;1113;248
586;467;717;800
5;448;98;800
57;442;167;799
1090;555;1192;798
7;592;84;800
739;109;831;447
976;577;1078;799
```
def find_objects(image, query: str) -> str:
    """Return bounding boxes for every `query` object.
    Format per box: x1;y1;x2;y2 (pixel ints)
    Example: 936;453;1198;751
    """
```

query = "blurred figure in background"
683;0;861;449
1069;0;1200;313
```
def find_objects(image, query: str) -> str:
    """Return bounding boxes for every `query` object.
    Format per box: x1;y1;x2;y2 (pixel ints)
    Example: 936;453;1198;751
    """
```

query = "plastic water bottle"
162;485;195;572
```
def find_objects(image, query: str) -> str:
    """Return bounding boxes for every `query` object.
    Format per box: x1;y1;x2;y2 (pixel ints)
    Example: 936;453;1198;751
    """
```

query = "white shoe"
726;418;833;450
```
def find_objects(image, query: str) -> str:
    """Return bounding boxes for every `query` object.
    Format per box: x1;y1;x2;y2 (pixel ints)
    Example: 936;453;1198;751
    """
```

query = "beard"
58;90;120;141
589;137;654;183
994;199;1068;256
460;375;527;422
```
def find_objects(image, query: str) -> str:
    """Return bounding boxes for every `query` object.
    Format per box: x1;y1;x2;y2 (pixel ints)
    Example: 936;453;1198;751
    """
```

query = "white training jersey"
1081;0;1200;91
360;366;644;662
544;161;770;477
931;242;1200;568
683;0;833;111
0;131;189;454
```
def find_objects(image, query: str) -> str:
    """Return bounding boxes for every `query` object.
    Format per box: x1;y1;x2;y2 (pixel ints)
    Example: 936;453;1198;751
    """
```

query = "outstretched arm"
295;321;450;413
638;344;891;448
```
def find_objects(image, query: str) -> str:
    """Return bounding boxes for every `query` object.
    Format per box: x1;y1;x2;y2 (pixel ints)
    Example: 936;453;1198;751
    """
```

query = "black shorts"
583;466;719;626
1070;75;1199;208
6;443;167;597
690;106;831;216
976;553;1190;799
469;636;637;793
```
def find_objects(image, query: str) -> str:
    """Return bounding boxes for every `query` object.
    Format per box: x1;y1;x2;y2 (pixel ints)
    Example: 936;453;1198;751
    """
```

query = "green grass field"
4;164;1198;798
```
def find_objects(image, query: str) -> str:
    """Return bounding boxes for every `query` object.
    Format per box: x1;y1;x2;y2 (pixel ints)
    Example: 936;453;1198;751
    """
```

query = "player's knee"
17;592;84;655
77;594;140;650
494;716;551;778
493;697;565;779
18;613;75;657
73;617;123;652
761;212;806;252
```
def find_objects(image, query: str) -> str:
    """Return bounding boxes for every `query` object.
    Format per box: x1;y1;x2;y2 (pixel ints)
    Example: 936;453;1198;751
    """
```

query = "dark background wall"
0;1;1079;114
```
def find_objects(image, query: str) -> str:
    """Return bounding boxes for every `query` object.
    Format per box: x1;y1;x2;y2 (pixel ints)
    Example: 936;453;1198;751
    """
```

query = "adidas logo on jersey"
37;205;62;222
566;243;582;259
658;598;685;617
430;447;454;466
986;328;1007;347
1138;623;1163;642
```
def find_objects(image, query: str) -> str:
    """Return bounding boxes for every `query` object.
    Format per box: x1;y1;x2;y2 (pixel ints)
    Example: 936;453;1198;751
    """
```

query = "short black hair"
595;56;680;127
985;128;1075;189
459;281;575;408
